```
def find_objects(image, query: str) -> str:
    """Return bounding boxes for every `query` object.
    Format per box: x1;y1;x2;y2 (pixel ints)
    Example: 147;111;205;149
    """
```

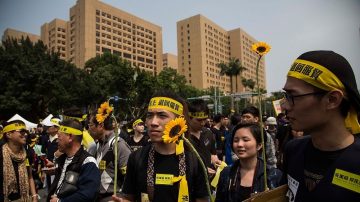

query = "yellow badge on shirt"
99;160;106;170
120;166;127;175
155;174;174;185
141;193;150;202
25;158;30;167
332;168;360;193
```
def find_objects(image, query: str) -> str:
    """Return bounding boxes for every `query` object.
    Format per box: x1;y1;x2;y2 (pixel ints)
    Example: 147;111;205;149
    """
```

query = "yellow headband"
59;125;82;136
3;123;26;133
288;59;360;134
148;97;184;116
189;112;208;119
62;114;87;122
50;118;60;127
133;119;143;127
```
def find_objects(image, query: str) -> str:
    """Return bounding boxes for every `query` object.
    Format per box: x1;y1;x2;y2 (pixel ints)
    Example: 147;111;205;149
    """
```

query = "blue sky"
1;0;359;93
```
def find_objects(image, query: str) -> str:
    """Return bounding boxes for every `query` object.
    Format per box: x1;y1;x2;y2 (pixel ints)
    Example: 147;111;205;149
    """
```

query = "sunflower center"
169;125;181;137
257;46;266;53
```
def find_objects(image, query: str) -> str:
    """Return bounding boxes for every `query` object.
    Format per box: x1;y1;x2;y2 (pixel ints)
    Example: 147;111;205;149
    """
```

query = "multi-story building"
38;0;163;74
2;28;40;44
66;0;162;73
177;14;266;94
162;53;178;71
41;19;68;60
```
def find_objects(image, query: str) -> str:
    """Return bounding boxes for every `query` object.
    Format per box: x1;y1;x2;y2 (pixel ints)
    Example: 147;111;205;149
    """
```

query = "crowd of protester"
1;50;359;201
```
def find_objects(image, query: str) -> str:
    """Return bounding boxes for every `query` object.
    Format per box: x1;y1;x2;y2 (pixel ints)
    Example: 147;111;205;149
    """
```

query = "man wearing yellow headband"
126;119;150;152
0;120;38;201
47;119;100;202
281;51;360;201
188;99;220;178
120;90;210;202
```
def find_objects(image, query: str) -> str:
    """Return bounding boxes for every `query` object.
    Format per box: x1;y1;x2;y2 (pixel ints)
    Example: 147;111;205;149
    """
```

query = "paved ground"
38;188;48;202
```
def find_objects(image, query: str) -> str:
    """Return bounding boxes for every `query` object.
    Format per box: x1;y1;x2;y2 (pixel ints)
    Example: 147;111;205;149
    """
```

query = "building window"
102;47;111;53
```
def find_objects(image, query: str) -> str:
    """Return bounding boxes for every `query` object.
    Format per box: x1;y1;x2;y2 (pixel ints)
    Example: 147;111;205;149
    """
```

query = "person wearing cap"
88;102;131;202
47;119;100;202
265;117;278;149
41;117;61;190
281;51;360;201
119;90;209;202
188;99;220;177
0;120;38;201
126;119;150;152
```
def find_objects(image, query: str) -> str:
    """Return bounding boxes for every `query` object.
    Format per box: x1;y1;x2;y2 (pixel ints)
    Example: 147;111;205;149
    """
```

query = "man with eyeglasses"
281;51;360;201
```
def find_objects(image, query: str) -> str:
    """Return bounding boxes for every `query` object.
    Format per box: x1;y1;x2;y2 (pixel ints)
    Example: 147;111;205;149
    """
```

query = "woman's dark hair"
3;120;26;142
61;119;83;143
230;122;262;151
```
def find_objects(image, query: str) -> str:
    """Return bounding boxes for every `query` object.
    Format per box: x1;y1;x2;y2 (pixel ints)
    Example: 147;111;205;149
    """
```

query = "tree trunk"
230;76;234;112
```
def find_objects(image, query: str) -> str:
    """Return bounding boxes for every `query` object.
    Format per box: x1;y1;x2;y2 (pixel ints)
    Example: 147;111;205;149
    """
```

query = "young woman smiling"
215;123;282;202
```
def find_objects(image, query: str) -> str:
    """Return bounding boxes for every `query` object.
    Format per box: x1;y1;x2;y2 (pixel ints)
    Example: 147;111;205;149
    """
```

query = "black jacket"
47;147;100;202
215;158;282;202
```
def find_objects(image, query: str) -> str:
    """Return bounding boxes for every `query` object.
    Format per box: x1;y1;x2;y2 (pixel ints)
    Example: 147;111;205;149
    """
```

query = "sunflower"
252;42;271;56
96;101;113;124
162;117;188;144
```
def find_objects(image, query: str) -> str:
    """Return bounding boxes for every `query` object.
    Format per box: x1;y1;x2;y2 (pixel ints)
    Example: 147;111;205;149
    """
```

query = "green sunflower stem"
256;55;268;190
182;136;214;202
112;114;119;196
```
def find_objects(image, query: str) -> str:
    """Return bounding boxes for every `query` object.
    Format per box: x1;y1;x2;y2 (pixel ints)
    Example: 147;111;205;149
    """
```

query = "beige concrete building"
2;28;40;44
162;53;178;71
41;19;68;60
177;14;266;94
63;0;162;73
39;0;163;73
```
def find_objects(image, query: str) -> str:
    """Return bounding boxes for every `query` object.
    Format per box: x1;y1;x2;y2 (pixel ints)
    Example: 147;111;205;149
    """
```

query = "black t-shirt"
189;128;216;169
239;185;252;201
127;135;150;152
122;145;209;202
211;127;225;151
304;141;346;192
201;128;217;155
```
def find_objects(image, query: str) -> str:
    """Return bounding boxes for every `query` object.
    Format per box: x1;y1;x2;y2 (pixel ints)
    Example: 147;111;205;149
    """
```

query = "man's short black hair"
241;106;260;118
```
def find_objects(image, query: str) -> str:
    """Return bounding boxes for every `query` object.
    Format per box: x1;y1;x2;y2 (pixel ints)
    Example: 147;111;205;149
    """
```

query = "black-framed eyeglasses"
13;130;27;135
282;91;326;105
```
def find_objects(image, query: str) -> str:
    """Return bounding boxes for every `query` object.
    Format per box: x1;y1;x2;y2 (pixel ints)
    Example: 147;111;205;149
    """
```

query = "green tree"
217;58;247;112
85;53;136;118
0;37;91;121
241;78;255;90
217;58;247;93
